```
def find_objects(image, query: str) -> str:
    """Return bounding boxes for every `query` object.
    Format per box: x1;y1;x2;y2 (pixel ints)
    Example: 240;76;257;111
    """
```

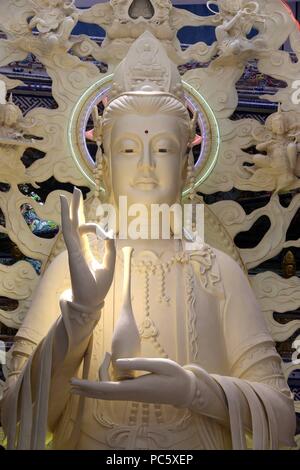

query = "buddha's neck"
116;237;182;257
115;212;183;255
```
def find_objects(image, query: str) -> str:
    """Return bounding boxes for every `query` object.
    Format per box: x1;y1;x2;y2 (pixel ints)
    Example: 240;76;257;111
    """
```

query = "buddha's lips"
132;176;159;188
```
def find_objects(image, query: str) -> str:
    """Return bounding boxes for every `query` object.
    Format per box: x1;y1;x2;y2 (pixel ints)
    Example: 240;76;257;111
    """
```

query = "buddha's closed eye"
153;136;179;154
117;138;140;155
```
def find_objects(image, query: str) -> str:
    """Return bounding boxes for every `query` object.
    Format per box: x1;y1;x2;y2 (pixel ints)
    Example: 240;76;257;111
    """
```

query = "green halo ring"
182;80;220;198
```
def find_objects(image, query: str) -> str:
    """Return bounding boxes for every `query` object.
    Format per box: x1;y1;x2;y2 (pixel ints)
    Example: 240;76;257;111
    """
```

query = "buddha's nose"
138;145;155;170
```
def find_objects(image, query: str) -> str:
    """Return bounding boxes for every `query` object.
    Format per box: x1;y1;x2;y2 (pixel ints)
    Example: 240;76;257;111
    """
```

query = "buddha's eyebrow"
112;134;141;146
151;133;180;145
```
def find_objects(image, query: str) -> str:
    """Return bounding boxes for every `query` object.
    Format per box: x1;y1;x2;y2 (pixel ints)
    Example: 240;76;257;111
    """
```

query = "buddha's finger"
70;187;81;226
70;379;121;399
70;384;109;400
78;223;97;236
70;379;102;396
78;224;113;239
70;379;153;402
102;238;116;271
78;190;86;226
60;195;71;233
116;358;179;376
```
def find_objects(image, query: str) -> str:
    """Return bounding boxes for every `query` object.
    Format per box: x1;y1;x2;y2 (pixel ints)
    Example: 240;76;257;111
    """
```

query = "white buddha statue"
0;33;296;450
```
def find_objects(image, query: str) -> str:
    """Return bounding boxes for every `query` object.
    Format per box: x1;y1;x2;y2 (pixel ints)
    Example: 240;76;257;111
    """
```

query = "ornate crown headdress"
108;31;185;103
95;31;197;151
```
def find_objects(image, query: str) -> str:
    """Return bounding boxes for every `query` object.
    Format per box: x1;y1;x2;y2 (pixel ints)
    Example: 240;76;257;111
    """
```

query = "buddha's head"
98;32;196;210
102;92;192;209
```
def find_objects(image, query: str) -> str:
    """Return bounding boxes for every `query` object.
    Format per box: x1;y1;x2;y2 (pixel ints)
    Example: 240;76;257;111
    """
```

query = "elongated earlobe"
87;150;112;222
93;145;104;201
101;152;111;201
186;150;196;201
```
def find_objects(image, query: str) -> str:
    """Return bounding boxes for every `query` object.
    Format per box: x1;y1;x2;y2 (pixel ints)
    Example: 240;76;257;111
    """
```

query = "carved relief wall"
0;0;299;446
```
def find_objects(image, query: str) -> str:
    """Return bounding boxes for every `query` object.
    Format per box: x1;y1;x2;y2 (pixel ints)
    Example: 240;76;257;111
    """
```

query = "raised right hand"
60;188;116;309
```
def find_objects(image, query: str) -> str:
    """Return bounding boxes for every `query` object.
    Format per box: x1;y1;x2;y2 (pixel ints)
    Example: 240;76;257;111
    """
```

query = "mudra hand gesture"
60;187;116;309
71;357;196;409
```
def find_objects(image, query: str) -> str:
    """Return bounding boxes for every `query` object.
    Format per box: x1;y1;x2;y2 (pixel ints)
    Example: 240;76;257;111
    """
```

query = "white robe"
0;241;296;449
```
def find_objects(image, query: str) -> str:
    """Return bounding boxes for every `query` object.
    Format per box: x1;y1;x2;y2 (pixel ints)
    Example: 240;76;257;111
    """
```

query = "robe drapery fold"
2;293;95;450
0;245;296;450
2;309;94;450
211;376;276;450
210;375;296;449
2;325;56;449
183;364;295;450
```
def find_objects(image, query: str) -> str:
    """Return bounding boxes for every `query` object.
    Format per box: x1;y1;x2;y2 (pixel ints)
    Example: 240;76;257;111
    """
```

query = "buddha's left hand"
70;358;197;408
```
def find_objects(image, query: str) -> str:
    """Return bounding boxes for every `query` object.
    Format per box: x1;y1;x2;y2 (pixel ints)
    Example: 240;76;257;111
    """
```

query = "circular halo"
68;75;220;195
182;80;220;197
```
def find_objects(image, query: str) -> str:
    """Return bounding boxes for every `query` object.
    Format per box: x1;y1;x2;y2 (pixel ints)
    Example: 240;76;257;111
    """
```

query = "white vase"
111;246;141;380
